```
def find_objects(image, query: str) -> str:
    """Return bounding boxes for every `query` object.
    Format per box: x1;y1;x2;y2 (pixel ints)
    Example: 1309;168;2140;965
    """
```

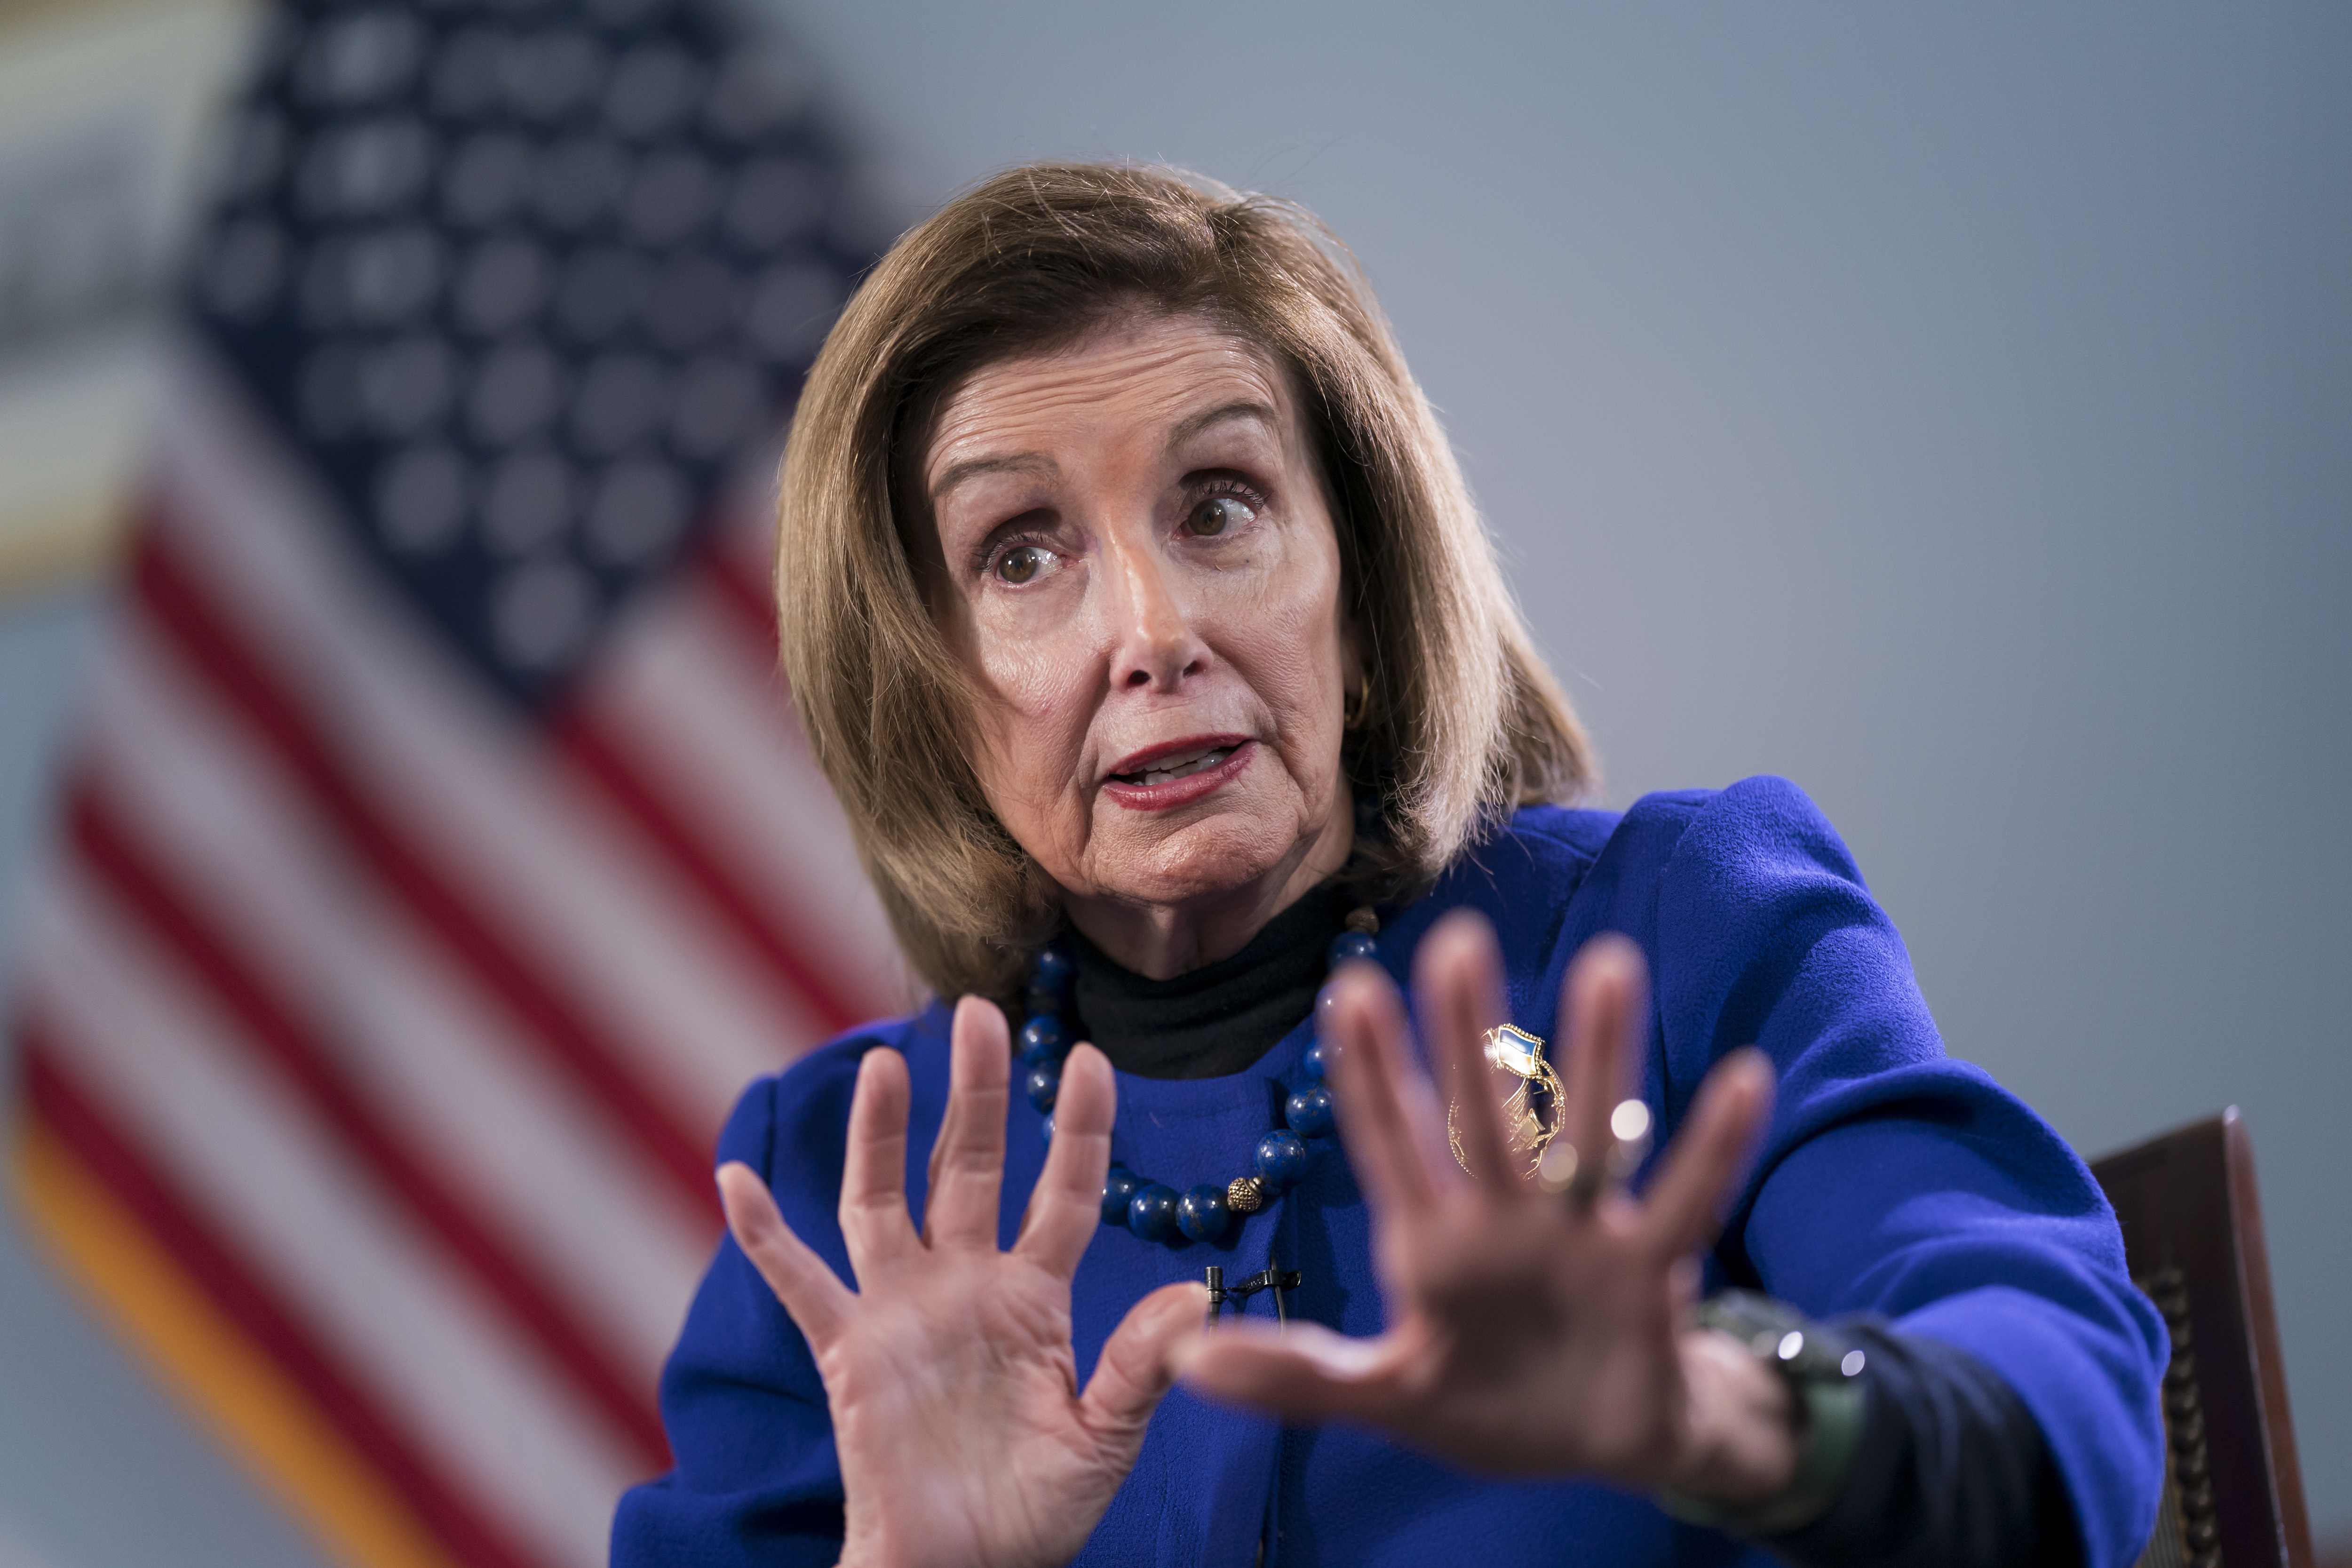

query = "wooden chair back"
2091;1109;2312;1568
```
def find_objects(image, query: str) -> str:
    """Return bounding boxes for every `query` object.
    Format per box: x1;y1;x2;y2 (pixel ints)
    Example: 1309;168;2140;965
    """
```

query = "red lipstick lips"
1101;735;1255;812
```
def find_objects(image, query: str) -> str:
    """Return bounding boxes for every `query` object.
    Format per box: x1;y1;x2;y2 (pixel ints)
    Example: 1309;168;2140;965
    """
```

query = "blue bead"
1025;1064;1060;1113
1177;1184;1231;1242
1286;1083;1336;1138
1327;930;1379;970
1030;947;1075;996
1300;1038;1328;1082
1127;1183;1181;1243
1255;1130;1309;1190
1040;1112;1057;1146
1017;1014;1067;1066
1101;1167;1144;1225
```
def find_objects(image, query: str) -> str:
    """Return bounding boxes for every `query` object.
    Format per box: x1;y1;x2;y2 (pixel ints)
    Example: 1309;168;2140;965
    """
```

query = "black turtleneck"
1064;883;1353;1079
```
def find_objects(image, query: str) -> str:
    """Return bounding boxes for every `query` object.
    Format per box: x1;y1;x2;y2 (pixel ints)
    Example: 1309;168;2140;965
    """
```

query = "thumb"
1078;1281;1204;1445
1176;1319;1412;1425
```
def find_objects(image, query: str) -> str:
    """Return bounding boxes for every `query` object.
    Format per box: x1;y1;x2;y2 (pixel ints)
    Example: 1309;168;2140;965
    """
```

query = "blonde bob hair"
776;162;1593;1004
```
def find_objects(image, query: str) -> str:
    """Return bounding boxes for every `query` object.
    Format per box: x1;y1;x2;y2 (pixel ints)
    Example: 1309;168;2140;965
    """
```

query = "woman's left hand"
1176;913;1794;1501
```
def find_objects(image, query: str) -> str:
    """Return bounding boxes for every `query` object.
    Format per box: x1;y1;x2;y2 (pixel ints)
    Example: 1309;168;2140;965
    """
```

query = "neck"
1062;798;1356;979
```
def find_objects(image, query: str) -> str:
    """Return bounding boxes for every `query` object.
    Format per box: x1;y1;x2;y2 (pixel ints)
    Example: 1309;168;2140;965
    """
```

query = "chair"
2091;1109;2314;1568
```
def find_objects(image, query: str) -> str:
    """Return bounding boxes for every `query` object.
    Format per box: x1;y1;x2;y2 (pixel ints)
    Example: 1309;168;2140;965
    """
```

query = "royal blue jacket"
612;778;2166;1567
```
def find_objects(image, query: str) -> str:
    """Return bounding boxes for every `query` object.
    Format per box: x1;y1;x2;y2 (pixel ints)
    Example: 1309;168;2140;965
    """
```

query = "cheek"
961;609;1095;808
1221;556;1348;753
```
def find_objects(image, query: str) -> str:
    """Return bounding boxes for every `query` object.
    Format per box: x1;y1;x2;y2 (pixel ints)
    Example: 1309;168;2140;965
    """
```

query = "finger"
923;996;1011;1250
1559;934;1648;1199
1175;1318;1414;1425
1638;1047;1775;1259
1414;910;1520;1193
1669;1255;1703;1321
1323;961;1438;1221
718;1162;855;1345
837;1047;919;1278
1015;1043;1116;1277
1077;1280;1204;1448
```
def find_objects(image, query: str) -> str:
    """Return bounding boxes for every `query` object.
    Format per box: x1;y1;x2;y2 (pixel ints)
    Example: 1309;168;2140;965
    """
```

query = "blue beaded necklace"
1015;908;1382;1248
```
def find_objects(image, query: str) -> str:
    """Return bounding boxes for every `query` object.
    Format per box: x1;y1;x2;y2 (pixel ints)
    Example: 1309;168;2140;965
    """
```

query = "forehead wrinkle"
925;327;1286;489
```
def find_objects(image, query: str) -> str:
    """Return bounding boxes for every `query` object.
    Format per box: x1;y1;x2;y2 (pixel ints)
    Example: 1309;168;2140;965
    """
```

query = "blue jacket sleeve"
609;1044;866;1567
1625;777;2166;1568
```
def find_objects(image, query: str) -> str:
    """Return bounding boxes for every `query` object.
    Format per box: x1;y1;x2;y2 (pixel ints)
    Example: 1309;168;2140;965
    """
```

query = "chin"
1106;810;1300;907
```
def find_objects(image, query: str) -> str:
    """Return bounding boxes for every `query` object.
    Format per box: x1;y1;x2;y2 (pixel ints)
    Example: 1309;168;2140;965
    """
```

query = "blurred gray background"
0;1;2344;1562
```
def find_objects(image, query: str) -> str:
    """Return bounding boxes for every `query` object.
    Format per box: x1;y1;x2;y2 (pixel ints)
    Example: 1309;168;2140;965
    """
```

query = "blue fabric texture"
611;778;2166;1568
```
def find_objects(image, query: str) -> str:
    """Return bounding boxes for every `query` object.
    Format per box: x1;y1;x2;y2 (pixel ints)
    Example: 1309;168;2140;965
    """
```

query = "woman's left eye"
1185;495;1256;537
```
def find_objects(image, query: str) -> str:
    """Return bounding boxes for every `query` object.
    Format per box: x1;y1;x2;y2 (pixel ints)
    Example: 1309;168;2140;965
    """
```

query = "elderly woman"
612;165;2164;1567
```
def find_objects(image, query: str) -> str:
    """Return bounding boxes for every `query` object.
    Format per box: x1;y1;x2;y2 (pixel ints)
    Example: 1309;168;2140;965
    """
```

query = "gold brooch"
1446;1024;1564;1178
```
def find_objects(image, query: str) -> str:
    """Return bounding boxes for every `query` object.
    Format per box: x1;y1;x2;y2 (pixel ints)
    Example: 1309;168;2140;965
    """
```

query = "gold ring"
1537;1138;1606;1211
1534;1099;1653;1212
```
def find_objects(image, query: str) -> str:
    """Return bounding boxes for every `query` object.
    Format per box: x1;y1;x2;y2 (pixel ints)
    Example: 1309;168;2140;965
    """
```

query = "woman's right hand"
717;996;1200;1568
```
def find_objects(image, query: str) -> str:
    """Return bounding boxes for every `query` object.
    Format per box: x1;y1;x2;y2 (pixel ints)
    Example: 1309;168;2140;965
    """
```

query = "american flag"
5;2;902;1565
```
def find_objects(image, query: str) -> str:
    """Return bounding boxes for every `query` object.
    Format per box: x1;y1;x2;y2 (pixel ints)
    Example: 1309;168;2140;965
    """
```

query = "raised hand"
718;996;1200;1568
1176;914;1797;1503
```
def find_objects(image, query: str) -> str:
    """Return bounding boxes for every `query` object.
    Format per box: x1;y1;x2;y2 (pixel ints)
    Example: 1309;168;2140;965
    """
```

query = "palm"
1359;1166;1689;1475
1180;917;1773;1491
719;1001;1196;1568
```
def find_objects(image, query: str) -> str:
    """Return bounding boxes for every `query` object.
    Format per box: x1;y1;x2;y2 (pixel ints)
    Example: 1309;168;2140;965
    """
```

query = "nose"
1104;535;1207;694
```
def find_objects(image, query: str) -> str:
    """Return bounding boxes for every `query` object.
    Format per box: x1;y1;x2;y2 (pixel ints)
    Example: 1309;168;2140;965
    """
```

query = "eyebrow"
1165;399;1279;454
929;451;1056;503
926;399;1282;502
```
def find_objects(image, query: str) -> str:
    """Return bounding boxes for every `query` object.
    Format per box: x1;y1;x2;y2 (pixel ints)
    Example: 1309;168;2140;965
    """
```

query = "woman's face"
915;312;1357;972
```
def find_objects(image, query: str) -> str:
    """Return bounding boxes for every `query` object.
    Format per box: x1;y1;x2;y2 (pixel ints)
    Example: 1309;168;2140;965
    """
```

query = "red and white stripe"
8;343;903;1568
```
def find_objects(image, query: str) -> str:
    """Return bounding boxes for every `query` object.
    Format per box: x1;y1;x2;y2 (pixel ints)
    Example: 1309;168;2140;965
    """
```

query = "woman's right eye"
995;544;1054;584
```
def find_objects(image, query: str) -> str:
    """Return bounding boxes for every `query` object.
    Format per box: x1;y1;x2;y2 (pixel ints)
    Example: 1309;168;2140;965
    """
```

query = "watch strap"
1655;1291;1868;1537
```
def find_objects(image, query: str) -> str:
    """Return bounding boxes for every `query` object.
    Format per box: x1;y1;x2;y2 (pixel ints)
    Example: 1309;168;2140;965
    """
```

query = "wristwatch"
1654;1291;1868;1538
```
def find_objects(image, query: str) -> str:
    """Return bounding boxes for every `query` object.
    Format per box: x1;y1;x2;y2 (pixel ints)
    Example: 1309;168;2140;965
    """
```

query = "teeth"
1134;747;1234;786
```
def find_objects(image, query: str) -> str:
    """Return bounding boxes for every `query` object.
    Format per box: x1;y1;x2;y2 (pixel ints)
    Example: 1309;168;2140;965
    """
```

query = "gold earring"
1342;681;1371;732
